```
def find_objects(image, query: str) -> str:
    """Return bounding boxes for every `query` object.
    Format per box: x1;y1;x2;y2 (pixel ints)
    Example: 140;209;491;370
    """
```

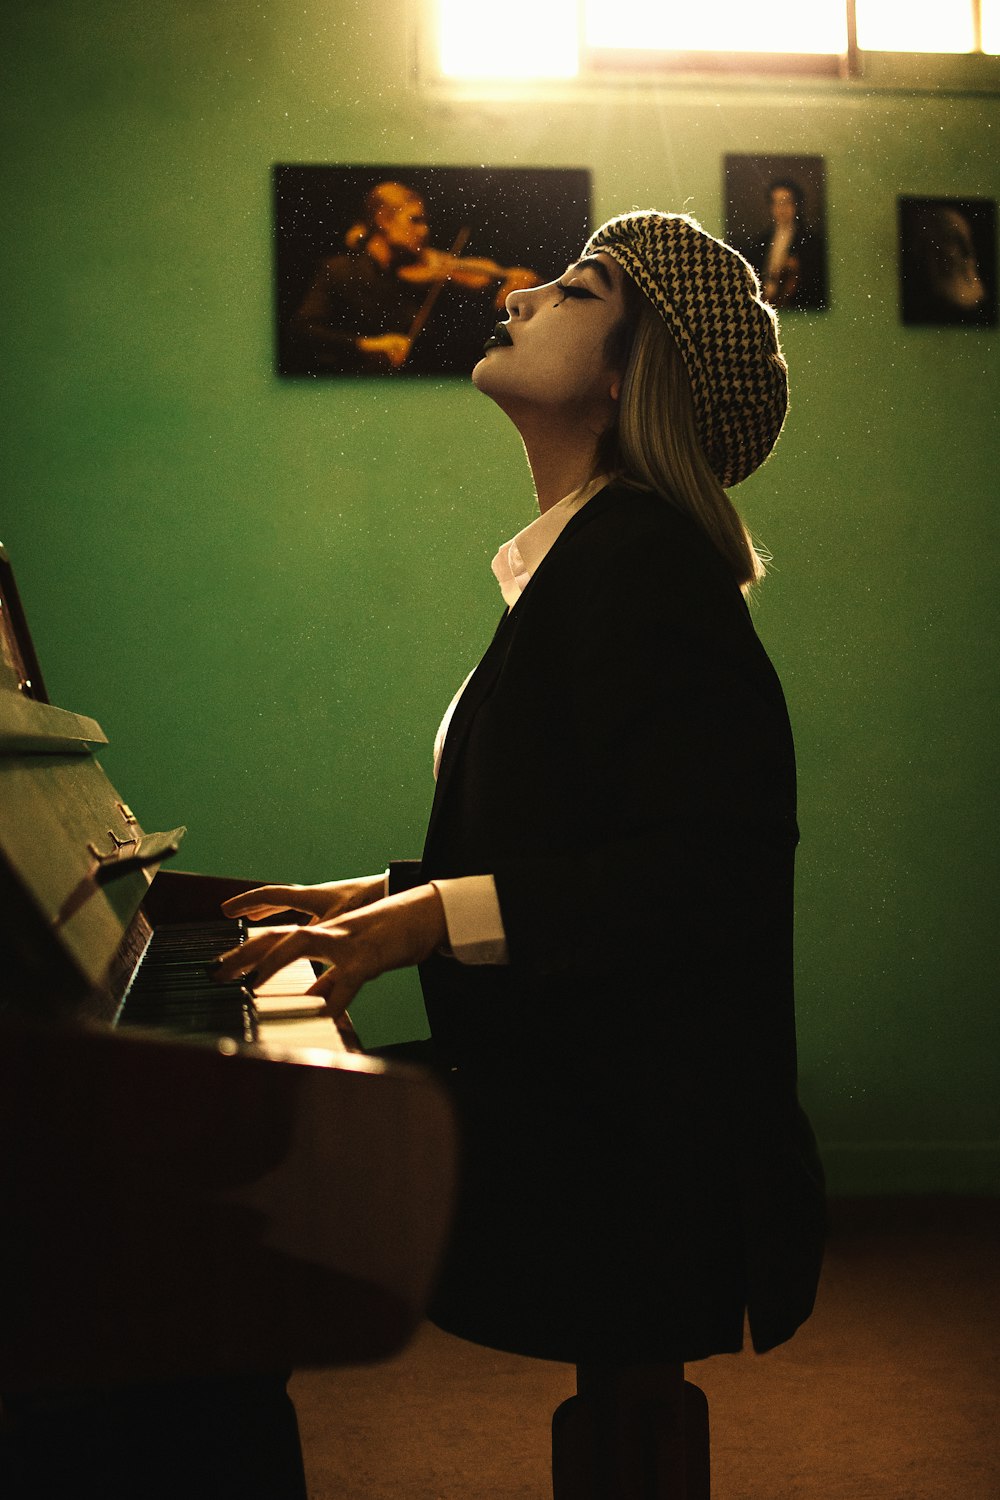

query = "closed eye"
555;281;597;302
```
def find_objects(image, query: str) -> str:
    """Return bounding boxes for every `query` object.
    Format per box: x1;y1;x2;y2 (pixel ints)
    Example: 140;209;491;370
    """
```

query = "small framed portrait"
724;154;829;312
898;197;997;328
273;164;592;377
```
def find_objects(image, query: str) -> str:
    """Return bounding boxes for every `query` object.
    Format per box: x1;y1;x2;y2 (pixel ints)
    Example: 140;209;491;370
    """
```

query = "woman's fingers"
216;922;355;992
215;924;312;984
221;875;385;924
304;966;360;1015
221;886;315;920
214;888;445;1017
214;923;358;1019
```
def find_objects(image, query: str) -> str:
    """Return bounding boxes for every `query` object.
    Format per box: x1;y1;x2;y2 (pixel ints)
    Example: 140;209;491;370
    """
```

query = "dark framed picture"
273;164;592;377
898;196;997;328
724;154;829;311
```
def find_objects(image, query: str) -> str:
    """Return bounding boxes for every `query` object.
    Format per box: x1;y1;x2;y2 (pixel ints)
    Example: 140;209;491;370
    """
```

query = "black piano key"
120;920;256;1043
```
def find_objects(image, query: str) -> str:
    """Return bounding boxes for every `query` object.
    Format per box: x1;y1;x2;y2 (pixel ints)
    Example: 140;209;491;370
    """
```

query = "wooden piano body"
0;545;456;1394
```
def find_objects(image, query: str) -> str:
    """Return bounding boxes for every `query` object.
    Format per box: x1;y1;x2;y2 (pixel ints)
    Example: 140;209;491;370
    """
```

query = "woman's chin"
471;354;499;391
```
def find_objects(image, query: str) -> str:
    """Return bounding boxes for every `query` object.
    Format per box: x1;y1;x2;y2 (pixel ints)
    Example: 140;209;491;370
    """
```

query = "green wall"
2;1;998;1193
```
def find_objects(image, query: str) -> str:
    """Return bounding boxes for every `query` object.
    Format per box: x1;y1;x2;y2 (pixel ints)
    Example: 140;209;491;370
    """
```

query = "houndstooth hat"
585;211;788;488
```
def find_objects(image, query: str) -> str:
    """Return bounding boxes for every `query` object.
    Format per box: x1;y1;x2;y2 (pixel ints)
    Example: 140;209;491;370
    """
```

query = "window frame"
421;0;1000;92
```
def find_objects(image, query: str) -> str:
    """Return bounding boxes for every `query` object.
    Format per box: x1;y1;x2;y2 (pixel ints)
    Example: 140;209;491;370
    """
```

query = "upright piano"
0;544;456;1395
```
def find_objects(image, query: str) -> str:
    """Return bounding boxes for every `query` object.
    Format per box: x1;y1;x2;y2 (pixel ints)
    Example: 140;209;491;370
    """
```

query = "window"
437;0;578;79
855;2;974;52
435;0;1000;81
584;0;847;57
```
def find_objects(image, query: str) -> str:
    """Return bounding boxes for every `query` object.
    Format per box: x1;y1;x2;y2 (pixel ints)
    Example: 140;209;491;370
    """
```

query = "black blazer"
392;482;825;1365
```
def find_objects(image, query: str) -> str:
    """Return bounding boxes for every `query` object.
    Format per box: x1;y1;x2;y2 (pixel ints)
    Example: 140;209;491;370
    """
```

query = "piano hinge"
88;830;140;861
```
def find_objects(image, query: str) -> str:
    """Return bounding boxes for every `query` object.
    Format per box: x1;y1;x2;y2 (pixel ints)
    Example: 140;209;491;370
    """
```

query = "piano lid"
0;548;184;1023
0;541;48;703
0;544;106;752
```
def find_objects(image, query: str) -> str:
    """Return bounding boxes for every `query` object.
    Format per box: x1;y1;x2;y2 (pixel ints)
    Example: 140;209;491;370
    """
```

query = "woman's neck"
519;426;606;515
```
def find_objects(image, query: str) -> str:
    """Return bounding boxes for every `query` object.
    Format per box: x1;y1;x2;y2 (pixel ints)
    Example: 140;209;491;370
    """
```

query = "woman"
218;211;825;1493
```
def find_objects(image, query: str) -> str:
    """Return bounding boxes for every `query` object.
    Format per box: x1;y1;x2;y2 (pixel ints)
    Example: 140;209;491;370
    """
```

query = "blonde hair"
600;284;767;593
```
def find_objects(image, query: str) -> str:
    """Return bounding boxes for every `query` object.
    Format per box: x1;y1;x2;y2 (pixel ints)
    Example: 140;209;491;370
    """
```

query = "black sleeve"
386;859;424;895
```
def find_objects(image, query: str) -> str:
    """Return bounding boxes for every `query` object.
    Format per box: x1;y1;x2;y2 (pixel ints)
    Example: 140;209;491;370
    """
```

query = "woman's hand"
220;873;387;925
214;885;447;1022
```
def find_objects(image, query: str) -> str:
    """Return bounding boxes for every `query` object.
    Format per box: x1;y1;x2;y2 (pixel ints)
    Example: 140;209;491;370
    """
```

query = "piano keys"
118;917;351;1052
119;919;260;1043
0;543;456;1394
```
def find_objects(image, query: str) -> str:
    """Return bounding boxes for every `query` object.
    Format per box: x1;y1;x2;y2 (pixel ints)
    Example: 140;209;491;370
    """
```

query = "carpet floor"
290;1197;1000;1499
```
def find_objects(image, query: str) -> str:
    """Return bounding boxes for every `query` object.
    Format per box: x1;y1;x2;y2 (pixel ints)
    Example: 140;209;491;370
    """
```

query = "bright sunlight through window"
438;0;578;78
855;0;974;52
985;0;1000;53
438;0;1000;77
584;0;847;55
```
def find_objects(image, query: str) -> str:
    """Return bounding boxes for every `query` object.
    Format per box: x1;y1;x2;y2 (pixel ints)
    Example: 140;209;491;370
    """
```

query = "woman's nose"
505;286;529;318
505;279;548;318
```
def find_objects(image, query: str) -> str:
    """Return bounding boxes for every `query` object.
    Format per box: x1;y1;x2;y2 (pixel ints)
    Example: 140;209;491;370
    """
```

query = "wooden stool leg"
552;1395;599;1500
683;1381;710;1500
554;1363;709;1500
642;1390;688;1498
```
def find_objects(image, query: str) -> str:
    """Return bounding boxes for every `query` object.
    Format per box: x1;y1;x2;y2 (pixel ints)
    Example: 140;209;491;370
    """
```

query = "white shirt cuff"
430;875;509;965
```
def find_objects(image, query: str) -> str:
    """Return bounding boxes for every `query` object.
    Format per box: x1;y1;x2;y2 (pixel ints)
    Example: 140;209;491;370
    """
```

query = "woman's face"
471;252;628;421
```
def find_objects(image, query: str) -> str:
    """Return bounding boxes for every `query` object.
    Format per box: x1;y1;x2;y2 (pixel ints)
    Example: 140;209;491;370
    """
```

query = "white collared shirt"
490;475;607;609
425;476;609;964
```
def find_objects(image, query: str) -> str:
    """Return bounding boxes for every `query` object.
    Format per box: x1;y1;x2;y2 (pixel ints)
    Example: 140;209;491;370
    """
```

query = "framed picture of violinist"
724;154;829;312
273;164;592;376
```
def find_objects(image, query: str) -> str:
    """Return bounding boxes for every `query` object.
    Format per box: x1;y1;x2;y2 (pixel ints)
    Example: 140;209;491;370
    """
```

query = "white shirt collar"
491;475;609;609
